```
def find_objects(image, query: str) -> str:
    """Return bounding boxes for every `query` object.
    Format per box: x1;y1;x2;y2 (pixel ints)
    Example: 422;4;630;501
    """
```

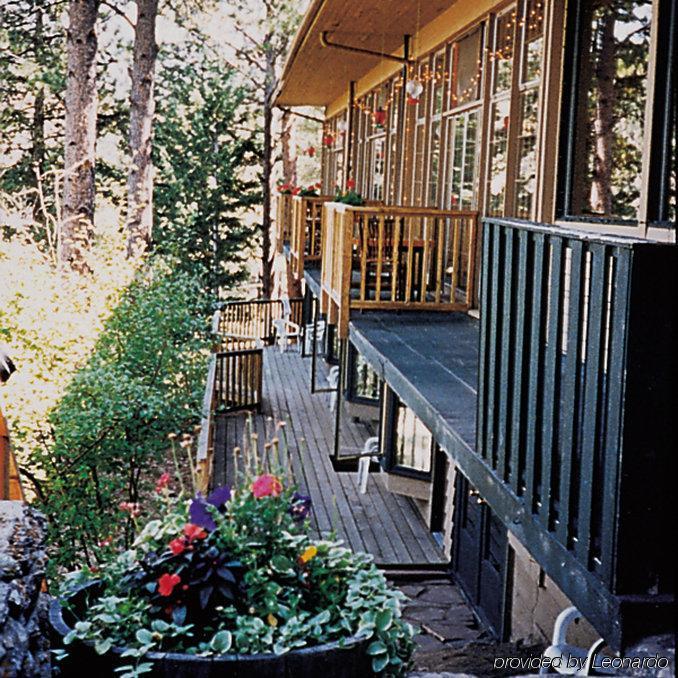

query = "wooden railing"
214;349;263;413
289;195;332;279
320;203;478;337
195;347;263;493
275;193;294;252
477;217;676;648
217;298;303;345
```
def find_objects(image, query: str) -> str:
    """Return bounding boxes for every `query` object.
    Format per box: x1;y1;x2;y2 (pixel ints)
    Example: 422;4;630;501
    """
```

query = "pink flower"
119;501;141;518
183;523;207;542
346;179;356;190
158;573;181;597
252;474;283;499
169;538;186;555
155;472;171;493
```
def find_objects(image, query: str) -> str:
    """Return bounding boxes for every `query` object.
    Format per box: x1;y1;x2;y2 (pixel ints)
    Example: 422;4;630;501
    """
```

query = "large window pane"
447;111;480;210
493;9;516;94
428;121;441;206
453;27;484;107
351;352;380;401
487;100;511;215
570;0;653;220
515;89;540;217
395;403;432;473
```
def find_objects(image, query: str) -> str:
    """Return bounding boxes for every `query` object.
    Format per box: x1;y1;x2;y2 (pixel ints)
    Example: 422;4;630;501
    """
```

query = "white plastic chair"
357;437;380;494
273;296;301;353
540;607;611;675
327;365;340;411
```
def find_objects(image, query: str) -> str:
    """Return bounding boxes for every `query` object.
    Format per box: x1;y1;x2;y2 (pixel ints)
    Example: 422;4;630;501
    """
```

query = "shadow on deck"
213;348;447;568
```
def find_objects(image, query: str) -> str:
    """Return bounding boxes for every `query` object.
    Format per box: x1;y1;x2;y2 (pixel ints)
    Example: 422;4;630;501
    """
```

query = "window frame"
381;386;434;480
556;0;676;232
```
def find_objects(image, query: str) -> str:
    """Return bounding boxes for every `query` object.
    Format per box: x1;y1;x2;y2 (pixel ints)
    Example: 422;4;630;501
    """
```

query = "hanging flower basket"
50;431;414;677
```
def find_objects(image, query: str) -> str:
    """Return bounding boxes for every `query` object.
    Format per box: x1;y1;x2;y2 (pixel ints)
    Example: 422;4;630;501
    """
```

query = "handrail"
195;354;217;494
289;195;334;279
216;298;303;344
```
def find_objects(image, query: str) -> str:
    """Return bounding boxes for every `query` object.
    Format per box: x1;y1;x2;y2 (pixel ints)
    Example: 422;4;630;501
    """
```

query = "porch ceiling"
275;0;457;108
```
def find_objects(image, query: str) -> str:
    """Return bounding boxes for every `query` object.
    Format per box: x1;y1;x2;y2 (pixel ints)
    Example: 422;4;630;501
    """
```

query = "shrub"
26;259;211;573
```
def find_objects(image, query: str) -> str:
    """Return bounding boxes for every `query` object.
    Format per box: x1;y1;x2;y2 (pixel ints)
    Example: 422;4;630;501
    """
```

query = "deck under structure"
213;348;447;568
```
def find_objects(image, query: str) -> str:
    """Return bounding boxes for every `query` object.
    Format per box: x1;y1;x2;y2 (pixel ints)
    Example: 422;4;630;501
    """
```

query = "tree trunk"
590;9;616;215
261;50;276;299
280;108;297;186
126;0;159;258
61;0;99;273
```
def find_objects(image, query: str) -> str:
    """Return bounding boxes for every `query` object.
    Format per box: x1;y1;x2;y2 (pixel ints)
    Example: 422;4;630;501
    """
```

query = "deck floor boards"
213;347;446;567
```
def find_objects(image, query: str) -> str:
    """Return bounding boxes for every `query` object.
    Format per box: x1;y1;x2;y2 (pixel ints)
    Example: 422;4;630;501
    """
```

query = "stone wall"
0;501;51;677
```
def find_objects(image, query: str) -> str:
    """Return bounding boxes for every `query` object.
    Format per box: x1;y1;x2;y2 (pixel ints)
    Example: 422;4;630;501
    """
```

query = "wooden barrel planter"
49;584;373;678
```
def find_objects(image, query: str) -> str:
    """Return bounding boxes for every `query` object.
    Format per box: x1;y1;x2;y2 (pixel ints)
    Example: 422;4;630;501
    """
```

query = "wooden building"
273;0;676;652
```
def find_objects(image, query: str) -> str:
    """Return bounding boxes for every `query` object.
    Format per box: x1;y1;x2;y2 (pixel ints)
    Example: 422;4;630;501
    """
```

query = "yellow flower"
299;545;318;564
267;613;278;627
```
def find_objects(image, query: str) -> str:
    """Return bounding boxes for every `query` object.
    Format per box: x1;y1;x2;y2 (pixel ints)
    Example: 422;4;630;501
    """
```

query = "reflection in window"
488;100;511;215
351;351;380;401
453;27;484;107
515;89;539;217
428;121;441;206
523;0;544;83
447;111;480;210
395;402;433;473
493;9;516;94
570;0;653;220
371;138;385;201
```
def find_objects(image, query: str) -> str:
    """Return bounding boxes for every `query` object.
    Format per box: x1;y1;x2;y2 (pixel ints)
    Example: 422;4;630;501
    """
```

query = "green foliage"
153;39;261;297
24;259;211;572
59;454;415;676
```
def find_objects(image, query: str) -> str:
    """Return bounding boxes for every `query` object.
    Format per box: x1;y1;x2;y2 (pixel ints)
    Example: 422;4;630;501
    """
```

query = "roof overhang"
275;0;458;109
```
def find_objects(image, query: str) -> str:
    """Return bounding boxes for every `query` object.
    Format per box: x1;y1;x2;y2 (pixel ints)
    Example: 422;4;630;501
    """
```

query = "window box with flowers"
50;429;415;678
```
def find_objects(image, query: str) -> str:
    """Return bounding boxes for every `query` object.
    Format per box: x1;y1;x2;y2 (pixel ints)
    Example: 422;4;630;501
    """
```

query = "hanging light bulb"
405;79;424;104
337;119;348;134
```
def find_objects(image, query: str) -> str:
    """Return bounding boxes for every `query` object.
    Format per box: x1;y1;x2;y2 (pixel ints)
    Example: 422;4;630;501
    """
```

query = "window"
347;345;380;403
485;1;545;219
395;401;433;474
446;111;481;210
486;7;517;216
560;0;677;227
427;51;447;206
382;387;433;477
445;25;484;211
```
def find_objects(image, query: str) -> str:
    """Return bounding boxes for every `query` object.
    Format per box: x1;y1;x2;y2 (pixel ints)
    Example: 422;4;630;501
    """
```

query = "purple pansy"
289;492;312;523
189;485;232;531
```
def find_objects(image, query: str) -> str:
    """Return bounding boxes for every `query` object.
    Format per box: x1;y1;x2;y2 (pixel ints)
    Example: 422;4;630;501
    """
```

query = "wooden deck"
213;348;447;567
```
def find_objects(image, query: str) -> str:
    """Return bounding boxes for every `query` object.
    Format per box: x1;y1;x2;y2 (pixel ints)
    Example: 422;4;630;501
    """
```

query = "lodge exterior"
270;0;675;654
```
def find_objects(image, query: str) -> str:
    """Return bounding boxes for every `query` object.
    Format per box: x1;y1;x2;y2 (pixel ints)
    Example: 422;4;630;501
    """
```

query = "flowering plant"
334;179;365;206
57;424;414;676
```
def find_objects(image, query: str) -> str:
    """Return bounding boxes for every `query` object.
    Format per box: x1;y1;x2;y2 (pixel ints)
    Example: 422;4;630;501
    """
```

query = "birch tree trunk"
61;0;98;273
126;0;159;258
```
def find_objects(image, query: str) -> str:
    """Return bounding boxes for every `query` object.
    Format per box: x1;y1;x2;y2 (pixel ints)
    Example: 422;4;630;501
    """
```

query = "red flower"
407;95;420;105
252;474;283;499
155;472;171;493
307;146;316;157
183;523;207;542
346;179;356;190
292;186;301;195
373;108;386;127
158;573;181;597
322;134;334;147
169;538;186;555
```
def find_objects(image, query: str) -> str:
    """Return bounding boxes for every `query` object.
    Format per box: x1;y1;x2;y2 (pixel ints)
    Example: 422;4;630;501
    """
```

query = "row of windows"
322;0;676;230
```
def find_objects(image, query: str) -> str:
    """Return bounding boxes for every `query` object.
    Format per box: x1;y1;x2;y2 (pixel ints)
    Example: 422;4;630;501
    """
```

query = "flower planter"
50;584;373;678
